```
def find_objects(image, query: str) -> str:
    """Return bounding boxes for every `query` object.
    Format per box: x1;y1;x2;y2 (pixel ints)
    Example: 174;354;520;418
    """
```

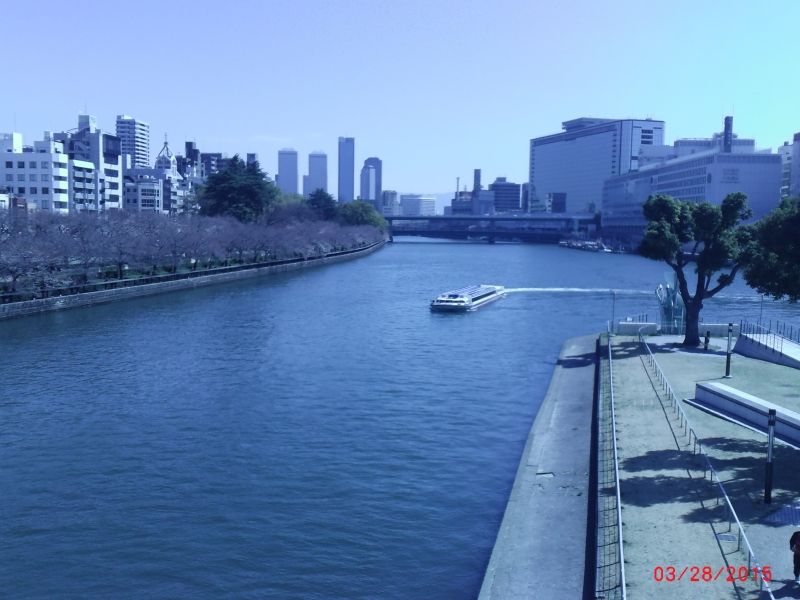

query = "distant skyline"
3;0;799;198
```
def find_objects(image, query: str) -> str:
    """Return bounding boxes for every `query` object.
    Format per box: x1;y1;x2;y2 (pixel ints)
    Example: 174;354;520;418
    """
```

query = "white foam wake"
504;287;651;295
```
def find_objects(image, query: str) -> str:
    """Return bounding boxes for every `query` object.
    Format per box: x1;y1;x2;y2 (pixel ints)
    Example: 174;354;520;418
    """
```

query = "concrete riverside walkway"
478;335;596;600
611;337;739;599
613;336;800;599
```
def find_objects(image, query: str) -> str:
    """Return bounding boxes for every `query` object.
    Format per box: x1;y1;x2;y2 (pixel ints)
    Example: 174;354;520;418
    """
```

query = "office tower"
529;117;665;213
303;151;328;196
489;177;521;213
359;157;382;207
602;117;780;245
277;149;298;195
116;115;151;169
338;137;355;202
400;194;436;216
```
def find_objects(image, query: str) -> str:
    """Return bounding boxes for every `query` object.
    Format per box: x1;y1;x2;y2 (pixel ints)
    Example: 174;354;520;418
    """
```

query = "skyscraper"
359;157;382;207
277;148;299;195
116;115;151;169
303;152;328;196
338;137;355;202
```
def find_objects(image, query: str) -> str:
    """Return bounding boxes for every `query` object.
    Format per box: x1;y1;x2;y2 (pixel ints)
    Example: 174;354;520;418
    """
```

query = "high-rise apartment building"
529;117;665;213
303;151;327;196
54;115;123;212
359;157;382;208
338;137;355;202
277;149;298;195
116;115;151;169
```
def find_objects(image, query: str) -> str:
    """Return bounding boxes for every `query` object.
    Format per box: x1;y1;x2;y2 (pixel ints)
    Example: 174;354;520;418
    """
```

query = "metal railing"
637;331;775;599
595;336;626;599
740;319;800;358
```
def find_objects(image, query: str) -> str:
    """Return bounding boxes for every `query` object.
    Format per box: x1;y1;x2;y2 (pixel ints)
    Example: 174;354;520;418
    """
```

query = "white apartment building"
54;115;123;212
529;117;665;213
0;132;71;214
116;115;151;169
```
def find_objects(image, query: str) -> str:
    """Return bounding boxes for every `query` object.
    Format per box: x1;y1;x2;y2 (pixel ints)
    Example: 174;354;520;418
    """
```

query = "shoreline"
478;334;597;599
0;239;386;321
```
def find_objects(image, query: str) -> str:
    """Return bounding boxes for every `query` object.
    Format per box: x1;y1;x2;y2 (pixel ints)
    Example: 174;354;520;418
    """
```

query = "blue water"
1;241;796;598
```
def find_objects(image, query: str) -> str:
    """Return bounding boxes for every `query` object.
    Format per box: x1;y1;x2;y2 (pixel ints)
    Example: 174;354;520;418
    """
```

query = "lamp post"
611;290;616;336
765;409;776;504
724;322;733;378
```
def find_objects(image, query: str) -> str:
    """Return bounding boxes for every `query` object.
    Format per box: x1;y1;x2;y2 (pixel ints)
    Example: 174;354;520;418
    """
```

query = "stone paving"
613;333;800;599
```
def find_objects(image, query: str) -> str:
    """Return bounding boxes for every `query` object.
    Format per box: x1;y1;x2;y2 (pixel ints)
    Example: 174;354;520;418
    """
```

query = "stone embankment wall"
0;240;385;321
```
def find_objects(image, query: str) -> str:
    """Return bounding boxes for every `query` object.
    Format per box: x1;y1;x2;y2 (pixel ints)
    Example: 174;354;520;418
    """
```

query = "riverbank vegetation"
0;157;386;300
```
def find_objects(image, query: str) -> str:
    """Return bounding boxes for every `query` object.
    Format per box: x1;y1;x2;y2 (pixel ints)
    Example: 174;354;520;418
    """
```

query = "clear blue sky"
3;0;798;198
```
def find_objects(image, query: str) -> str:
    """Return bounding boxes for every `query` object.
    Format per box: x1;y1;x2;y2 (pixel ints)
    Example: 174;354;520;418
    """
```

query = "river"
1;240;797;599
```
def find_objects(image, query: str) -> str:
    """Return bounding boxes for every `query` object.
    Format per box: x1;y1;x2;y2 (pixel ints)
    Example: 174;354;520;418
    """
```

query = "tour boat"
430;285;505;312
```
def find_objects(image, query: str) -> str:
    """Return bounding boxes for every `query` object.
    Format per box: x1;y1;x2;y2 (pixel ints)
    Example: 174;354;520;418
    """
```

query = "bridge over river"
385;214;598;243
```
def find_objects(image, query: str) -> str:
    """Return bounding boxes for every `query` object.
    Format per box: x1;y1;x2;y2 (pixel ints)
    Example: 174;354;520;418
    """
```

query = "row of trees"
0;155;389;299
197;155;388;230
0;210;383;297
640;193;800;346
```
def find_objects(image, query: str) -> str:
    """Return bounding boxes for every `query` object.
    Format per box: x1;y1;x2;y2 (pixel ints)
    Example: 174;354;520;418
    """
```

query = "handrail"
607;338;627;599
637;330;775;599
740;320;793;357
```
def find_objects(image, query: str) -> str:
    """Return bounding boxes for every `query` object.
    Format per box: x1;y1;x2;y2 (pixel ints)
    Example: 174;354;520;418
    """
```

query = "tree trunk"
683;301;702;346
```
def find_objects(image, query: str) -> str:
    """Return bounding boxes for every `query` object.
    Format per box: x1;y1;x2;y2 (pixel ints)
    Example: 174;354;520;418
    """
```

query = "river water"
1;240;797;599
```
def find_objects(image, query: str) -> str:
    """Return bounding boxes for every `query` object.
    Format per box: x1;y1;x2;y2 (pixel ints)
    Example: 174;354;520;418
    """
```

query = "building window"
17;174;24;181
4;161;11;168
17;161;24;168
4;174;11;181
30;187;38;194
54;201;67;209
41;161;50;168
18;187;25;194
40;200;50;209
29;174;37;181
42;187;50;194
29;161;37;168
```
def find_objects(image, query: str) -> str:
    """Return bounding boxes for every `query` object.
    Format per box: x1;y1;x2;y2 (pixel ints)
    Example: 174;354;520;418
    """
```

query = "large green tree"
199;156;278;222
338;200;387;230
639;193;753;346
743;197;800;302
307;189;338;221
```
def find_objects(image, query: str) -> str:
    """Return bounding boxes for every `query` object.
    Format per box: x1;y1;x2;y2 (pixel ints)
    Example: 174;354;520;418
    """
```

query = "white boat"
430;285;505;312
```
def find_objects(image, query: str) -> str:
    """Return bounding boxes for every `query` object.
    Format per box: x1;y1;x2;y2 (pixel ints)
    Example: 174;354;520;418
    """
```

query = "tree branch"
706;263;741;298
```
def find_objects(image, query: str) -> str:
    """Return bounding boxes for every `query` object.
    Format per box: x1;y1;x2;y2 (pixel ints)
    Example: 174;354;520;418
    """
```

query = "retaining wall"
0;240;385;321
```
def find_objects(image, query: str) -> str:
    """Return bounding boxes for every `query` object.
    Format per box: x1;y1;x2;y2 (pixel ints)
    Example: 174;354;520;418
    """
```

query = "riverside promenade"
610;333;800;599
479;330;799;599
479;335;597;599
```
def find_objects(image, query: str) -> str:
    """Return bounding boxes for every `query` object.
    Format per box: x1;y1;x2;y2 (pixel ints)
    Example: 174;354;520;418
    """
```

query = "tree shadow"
556;351;596;369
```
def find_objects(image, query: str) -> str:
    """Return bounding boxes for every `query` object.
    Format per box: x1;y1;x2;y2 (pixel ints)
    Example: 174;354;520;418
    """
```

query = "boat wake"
504;287;651;295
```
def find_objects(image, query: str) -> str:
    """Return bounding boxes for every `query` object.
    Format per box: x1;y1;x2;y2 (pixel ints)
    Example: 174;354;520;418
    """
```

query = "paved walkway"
640;335;800;599
611;337;739;599
478;335;596;600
